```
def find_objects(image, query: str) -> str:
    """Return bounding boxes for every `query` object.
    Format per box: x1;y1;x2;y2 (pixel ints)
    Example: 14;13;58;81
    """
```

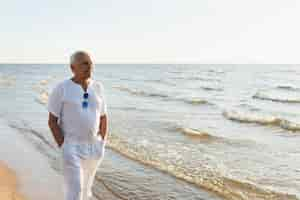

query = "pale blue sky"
0;0;299;63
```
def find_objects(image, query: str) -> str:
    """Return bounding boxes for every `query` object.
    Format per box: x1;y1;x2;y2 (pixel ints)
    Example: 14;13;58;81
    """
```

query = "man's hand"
48;113;64;148
98;115;108;141
97;131;106;141
58;141;64;148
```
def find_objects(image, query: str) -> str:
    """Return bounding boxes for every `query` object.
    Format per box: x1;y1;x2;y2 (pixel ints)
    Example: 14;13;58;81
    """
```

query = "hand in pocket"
95;139;105;157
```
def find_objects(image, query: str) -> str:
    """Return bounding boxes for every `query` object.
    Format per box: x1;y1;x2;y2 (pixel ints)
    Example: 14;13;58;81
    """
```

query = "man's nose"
81;65;92;70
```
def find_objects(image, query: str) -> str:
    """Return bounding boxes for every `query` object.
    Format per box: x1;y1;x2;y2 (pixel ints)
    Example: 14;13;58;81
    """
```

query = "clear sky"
0;0;299;64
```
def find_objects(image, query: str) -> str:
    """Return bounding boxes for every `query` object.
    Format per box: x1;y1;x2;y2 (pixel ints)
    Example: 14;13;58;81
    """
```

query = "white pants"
62;139;105;200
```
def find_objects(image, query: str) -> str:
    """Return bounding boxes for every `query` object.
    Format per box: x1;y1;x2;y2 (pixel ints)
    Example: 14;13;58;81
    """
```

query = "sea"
0;64;299;200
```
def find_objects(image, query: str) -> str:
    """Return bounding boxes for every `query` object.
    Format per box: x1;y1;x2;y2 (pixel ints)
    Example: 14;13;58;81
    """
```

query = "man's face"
71;54;94;79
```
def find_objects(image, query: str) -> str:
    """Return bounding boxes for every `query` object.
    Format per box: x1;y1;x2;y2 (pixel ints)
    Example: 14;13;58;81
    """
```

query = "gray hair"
70;50;90;64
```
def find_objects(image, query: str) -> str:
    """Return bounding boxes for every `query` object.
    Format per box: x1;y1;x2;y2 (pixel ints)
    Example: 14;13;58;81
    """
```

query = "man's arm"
98;114;108;140
48;112;64;148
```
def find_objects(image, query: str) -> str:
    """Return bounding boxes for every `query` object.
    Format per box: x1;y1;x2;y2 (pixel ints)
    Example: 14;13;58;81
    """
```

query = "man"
47;51;108;200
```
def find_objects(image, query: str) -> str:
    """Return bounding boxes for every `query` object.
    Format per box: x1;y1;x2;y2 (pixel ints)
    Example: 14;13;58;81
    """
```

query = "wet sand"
0;161;27;200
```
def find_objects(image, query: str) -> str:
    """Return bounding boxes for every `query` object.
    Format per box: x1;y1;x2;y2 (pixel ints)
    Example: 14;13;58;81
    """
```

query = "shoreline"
0;119;64;200
0;161;27;200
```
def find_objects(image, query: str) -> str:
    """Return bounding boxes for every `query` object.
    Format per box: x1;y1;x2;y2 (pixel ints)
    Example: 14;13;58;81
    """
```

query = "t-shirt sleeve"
47;83;64;118
98;82;108;116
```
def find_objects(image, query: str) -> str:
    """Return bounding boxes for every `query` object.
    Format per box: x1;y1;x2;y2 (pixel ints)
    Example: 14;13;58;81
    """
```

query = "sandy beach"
0;161;27;200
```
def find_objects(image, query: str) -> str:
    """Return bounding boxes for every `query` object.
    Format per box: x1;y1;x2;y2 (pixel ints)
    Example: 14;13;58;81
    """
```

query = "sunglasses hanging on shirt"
82;92;89;108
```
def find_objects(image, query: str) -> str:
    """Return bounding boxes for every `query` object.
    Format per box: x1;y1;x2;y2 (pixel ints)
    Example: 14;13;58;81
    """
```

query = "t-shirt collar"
69;78;94;93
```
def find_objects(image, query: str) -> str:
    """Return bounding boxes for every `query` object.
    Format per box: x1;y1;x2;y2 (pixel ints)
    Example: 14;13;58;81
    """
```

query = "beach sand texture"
0;161;27;200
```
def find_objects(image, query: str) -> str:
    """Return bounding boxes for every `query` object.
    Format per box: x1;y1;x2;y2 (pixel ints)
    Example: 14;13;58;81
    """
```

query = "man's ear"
70;64;74;72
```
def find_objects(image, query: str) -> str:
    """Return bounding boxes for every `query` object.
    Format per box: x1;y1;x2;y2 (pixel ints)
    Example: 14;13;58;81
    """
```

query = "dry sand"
0;161;27;200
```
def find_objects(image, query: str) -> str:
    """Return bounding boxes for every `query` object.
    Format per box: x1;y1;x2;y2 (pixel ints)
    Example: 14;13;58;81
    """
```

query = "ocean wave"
182;98;209;105
113;86;169;98
253;92;300;103
39;79;50;85
208;69;225;74
168;70;182;74
200;86;223;91
119;77;176;86
238;103;262;112
223;110;300;132
188;76;221;82
176;127;215;139
35;90;48;105
0;75;16;88
8;122;56;149
113;85;211;105
106;134;298;200
7;121;58;165
276;85;300;91
33;78;55;105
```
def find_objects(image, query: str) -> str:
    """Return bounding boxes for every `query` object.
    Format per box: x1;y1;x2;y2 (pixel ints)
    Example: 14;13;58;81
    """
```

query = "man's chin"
81;74;91;79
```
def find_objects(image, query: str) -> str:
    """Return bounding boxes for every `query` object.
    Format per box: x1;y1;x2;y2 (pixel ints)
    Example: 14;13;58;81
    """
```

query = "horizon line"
0;63;299;65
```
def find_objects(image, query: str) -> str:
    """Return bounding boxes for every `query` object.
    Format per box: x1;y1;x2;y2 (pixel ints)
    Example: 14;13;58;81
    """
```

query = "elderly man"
47;51;108;200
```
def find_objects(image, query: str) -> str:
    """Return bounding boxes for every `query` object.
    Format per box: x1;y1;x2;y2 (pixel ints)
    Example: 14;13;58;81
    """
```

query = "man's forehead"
76;53;92;61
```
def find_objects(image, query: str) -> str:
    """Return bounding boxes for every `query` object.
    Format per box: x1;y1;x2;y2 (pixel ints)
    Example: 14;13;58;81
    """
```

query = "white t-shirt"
47;78;107;144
